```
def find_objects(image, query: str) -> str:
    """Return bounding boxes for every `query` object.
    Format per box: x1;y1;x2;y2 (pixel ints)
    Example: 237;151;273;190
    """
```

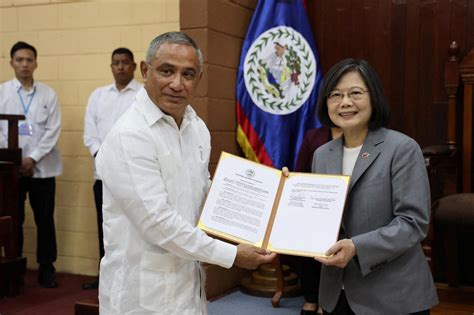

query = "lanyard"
17;86;36;115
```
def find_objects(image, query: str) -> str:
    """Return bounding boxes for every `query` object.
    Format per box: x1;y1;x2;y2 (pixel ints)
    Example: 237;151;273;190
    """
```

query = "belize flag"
236;0;323;170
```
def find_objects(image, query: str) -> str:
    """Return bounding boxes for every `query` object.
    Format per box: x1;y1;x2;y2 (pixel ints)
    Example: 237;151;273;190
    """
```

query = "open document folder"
198;152;350;257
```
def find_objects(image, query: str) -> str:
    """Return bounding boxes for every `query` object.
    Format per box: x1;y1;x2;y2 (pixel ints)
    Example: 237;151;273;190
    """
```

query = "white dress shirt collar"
12;77;37;92
107;78;142;93
136;87;197;128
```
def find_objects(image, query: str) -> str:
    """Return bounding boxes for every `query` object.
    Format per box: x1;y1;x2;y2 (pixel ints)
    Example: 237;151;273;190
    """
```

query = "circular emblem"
243;26;317;115
245;169;255;178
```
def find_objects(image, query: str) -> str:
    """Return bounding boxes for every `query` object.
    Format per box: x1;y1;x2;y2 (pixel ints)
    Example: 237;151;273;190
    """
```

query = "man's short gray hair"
145;32;204;69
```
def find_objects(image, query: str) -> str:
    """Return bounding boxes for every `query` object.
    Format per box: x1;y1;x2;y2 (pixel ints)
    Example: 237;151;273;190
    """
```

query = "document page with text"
268;173;349;257
198;152;281;245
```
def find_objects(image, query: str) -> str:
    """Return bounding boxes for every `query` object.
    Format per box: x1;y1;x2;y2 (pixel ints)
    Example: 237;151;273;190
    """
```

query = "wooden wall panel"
309;0;474;148
418;1;440;145
403;0;422;139
467;1;474;50
389;1;407;131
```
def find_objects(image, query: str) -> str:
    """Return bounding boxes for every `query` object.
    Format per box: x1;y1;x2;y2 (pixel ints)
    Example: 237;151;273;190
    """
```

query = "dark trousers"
93;180;104;261
18;177;57;265
300;256;321;303
322;290;431;315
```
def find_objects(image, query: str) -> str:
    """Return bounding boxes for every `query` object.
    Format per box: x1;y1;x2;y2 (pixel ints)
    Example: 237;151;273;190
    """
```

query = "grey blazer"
312;128;438;314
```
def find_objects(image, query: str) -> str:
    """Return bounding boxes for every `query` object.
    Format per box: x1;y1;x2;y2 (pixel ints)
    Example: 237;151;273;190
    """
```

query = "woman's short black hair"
317;58;390;130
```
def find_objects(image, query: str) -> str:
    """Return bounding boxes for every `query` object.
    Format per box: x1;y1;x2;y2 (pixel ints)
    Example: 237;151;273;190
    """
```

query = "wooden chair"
433;193;474;286
429;44;474;286
422;143;458;276
0;216;27;297
419;42;463;280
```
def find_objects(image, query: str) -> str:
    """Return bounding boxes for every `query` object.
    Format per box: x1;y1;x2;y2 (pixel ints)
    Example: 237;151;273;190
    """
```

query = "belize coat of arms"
243;26;317;115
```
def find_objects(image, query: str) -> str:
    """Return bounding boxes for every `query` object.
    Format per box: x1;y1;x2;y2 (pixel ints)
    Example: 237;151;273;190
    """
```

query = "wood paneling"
183;0;474;171
309;0;474;148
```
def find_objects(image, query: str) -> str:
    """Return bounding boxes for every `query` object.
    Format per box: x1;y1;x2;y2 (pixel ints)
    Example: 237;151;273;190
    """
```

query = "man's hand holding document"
198;152;350;257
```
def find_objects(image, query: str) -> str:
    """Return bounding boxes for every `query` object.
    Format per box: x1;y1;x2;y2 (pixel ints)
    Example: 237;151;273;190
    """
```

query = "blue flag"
236;0;323;170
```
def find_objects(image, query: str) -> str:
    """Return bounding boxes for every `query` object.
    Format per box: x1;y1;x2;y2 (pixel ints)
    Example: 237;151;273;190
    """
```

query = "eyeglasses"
327;87;369;103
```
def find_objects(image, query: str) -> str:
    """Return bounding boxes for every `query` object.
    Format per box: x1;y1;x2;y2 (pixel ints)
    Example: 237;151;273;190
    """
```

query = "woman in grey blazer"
312;59;438;314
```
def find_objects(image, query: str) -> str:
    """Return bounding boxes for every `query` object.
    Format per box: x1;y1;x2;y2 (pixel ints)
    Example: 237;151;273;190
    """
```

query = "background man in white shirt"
82;47;142;290
95;32;276;314
0;41;62;288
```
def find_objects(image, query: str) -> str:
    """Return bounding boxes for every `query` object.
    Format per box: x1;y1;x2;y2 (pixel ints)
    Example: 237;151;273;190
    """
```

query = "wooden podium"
0;114;27;297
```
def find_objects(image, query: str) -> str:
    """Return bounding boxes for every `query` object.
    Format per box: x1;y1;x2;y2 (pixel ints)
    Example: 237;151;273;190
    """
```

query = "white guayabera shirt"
96;88;237;315
83;79;142;179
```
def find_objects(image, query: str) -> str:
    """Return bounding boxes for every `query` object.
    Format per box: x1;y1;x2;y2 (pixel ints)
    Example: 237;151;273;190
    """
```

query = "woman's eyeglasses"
327;87;369;102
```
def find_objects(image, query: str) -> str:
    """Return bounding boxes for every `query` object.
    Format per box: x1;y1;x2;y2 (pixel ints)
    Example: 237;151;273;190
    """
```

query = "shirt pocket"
197;144;211;164
34;106;49;125
197;144;211;170
139;251;178;312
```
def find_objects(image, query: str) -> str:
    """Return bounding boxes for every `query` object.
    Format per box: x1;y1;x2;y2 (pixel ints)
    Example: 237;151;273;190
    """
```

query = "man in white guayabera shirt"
0;41;62;288
82;47;142;290
96;32;276;314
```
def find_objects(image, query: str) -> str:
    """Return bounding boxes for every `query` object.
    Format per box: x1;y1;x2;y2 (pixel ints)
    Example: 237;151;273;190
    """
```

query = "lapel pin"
362;152;370;159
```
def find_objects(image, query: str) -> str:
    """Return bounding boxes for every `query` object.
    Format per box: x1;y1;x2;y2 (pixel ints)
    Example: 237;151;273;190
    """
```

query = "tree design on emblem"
245;27;314;113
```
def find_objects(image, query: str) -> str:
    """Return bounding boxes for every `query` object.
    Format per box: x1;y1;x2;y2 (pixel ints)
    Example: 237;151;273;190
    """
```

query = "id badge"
19;122;33;136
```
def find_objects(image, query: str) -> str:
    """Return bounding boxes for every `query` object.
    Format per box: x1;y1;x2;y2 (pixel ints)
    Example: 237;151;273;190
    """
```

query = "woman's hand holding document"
198;152;350;257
